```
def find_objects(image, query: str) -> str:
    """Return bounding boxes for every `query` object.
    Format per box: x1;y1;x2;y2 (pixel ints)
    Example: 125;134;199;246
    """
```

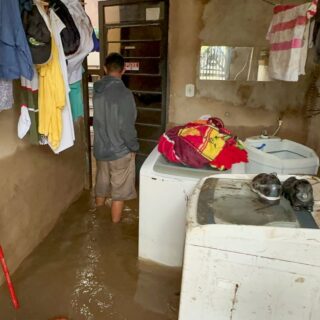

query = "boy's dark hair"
105;53;125;72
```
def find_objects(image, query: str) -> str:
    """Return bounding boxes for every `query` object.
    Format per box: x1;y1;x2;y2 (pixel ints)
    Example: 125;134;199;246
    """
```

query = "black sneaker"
282;177;314;211
251;173;282;203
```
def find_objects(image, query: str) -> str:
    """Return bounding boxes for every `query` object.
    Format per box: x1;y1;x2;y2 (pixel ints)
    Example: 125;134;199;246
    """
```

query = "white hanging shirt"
49;10;75;153
61;0;94;84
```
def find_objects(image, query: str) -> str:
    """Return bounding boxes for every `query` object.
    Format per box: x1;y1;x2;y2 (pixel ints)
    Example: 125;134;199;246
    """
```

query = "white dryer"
138;148;243;267
179;174;320;320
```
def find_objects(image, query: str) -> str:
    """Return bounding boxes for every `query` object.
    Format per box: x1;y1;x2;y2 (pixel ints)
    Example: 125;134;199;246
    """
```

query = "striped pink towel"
267;0;318;81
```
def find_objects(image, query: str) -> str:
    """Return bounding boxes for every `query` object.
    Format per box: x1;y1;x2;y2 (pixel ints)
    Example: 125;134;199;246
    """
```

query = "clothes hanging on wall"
19;68;41;144
312;1;320;63
0;0;34;80
49;9;75;153
19;0;33;12
267;0;318;81
61;0;94;84
22;5;52;65
4;0;92;153
0;80;14;112
69;80;84;121
18;106;32;139
37;38;66;150
92;30;100;52
49;0;81;56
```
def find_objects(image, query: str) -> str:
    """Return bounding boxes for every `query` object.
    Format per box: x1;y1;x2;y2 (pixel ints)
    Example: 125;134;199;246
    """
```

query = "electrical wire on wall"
234;51;251;81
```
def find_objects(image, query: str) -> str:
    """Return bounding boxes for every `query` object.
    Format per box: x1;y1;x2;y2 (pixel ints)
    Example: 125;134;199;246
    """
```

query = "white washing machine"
179;174;320;320
138;148;244;267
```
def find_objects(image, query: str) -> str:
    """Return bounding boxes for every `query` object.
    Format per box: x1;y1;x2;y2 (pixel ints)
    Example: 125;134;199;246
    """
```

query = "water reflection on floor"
0;192;181;320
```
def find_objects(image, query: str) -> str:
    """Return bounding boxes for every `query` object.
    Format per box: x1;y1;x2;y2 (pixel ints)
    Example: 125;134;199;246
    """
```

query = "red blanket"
158;118;248;170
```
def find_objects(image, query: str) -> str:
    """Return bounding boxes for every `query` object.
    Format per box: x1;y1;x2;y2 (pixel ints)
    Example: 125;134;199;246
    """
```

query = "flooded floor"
0;192;181;320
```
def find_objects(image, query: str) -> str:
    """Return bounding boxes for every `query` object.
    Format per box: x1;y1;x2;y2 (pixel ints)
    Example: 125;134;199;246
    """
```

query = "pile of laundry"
158;118;248;171
0;0;98;154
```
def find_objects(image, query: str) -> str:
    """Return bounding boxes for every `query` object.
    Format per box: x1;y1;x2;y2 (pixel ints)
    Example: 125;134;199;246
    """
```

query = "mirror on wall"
200;46;272;82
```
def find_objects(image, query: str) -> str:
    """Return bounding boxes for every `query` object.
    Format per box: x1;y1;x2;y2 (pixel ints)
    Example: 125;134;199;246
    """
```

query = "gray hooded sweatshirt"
93;75;139;161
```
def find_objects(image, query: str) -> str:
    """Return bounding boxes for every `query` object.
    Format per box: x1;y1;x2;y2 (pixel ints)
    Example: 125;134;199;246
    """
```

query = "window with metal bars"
200;46;231;80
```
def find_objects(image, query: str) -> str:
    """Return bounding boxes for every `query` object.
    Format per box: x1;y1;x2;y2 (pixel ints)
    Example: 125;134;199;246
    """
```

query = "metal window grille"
200;46;231;80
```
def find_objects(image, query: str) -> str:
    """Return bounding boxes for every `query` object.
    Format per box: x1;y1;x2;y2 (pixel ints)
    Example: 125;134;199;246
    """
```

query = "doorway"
87;0;169;177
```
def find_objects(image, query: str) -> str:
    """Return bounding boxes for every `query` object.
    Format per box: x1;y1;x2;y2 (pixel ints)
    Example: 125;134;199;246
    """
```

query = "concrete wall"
85;0;319;153
86;0;99;28
168;0;314;146
0;103;86;284
307;106;320;155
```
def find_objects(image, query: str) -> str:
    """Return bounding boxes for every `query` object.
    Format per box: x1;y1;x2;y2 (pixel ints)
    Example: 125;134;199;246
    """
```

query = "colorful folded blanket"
158;118;248;170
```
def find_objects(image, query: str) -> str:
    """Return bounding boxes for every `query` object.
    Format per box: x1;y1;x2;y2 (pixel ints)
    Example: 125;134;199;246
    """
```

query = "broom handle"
0;246;20;309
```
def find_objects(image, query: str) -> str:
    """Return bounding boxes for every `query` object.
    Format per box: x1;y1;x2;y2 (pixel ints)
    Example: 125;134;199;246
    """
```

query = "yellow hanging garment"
38;39;66;150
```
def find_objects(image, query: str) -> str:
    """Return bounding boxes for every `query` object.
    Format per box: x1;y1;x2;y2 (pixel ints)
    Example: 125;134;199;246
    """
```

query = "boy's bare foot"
95;196;106;207
112;200;124;223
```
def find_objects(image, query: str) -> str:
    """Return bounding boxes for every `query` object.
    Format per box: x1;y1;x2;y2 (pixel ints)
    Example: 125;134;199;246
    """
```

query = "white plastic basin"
244;137;319;175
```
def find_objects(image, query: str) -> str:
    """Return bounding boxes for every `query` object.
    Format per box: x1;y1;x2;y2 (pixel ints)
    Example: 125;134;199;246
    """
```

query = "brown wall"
0;107;86;284
86;0;99;28
168;0;314;146
85;0;319;152
307;115;320;155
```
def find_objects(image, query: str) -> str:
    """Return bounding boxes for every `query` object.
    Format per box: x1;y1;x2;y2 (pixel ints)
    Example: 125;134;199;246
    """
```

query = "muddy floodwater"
0;192;181;320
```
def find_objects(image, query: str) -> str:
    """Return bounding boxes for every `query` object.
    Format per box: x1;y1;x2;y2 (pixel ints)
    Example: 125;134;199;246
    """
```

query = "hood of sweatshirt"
94;75;123;94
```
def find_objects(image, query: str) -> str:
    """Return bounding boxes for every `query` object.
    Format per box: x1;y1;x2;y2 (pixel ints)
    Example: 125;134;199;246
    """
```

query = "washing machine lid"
197;177;318;229
153;154;228;179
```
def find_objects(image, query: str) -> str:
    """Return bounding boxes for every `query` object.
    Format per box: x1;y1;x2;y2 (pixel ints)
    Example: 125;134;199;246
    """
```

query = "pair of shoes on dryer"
251;173;314;211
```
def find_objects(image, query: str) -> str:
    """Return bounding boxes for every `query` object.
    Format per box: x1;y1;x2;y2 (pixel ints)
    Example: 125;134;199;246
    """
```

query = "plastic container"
244;137;319;175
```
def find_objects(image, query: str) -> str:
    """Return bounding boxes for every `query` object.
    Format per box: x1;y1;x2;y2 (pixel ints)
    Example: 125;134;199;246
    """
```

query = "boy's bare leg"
95;196;106;207
111;200;124;223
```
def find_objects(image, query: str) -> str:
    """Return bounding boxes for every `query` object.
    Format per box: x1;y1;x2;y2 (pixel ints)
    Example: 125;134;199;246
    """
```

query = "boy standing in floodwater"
93;53;139;223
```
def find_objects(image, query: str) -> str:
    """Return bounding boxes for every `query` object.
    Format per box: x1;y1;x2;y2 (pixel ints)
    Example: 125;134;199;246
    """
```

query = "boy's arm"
119;92;140;153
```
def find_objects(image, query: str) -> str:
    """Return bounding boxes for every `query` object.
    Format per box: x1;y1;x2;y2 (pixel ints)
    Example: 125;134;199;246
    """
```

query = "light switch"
185;84;195;97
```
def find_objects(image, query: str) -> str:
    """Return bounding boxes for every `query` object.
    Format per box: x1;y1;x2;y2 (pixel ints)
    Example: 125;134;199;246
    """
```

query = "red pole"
0;246;20;309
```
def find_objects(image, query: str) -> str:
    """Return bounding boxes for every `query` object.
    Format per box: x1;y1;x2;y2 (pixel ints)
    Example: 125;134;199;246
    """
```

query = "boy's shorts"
95;153;137;201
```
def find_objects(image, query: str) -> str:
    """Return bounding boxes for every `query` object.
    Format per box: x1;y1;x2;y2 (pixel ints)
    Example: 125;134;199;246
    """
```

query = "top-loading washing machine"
138;148;244;267
244;136;319;174
139;135;320;268
179;174;320;320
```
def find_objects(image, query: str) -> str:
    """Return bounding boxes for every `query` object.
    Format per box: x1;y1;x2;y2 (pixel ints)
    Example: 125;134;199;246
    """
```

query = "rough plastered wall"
168;0;314;145
307;107;320;155
86;0;99;28
0;102;86;284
